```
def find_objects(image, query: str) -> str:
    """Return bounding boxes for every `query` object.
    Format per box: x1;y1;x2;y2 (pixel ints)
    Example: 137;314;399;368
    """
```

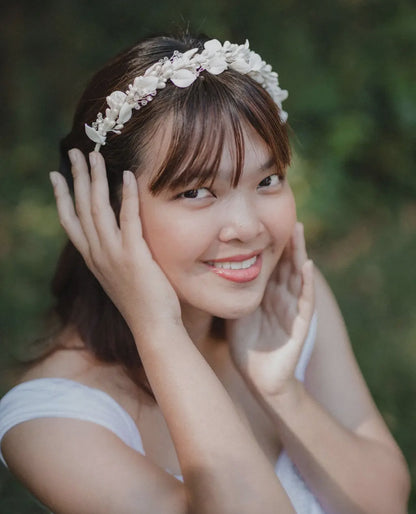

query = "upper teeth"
209;256;257;270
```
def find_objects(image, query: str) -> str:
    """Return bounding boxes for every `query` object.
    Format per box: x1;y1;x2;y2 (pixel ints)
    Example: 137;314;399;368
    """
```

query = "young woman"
0;33;410;514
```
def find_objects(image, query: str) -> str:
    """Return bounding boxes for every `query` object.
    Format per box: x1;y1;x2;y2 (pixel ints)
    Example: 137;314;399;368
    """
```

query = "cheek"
265;189;297;245
140;205;212;269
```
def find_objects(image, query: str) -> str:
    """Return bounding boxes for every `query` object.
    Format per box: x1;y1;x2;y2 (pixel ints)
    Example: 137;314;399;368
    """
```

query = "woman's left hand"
227;223;315;399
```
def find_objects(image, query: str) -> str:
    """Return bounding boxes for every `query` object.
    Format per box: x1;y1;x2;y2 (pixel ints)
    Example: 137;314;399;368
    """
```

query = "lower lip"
206;255;262;283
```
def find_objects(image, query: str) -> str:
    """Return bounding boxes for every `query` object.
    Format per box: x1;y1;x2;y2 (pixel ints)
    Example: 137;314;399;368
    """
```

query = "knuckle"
91;203;101;219
59;213;72;230
89;254;104;273
71;166;80;179
83;254;95;271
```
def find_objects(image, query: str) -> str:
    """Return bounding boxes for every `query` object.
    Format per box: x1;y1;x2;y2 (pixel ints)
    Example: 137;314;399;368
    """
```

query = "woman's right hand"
50;149;182;333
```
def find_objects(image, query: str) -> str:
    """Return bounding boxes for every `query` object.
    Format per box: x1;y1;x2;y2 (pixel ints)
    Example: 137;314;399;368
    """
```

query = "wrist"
260;379;307;417
130;316;186;348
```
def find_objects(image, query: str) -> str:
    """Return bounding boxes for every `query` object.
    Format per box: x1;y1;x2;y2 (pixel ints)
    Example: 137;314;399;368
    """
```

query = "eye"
257;173;283;190
178;187;213;200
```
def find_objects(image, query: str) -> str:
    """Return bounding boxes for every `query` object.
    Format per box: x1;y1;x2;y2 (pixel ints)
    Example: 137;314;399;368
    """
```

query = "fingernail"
123;170;131;185
68;149;78;164
49;171;59;187
89;152;96;167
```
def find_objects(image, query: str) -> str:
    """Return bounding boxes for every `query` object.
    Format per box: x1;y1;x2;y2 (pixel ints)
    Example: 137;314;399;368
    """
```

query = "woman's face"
137;123;297;320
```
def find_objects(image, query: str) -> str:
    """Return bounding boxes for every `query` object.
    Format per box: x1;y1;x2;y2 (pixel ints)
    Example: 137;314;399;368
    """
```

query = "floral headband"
85;39;288;152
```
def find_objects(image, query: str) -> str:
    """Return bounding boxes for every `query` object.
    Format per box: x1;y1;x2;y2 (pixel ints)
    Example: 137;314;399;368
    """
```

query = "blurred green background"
0;0;415;511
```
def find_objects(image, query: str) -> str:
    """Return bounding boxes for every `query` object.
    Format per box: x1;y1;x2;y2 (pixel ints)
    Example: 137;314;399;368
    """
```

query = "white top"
0;314;324;513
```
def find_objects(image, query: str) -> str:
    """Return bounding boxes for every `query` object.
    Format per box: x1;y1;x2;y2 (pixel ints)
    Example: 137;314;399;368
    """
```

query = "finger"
68;148;100;250
89;151;119;243
120;170;144;248
276;258;292;286
50;171;90;257
287;223;308;296
292;222;308;273
272;234;294;283
290;260;315;346
288;272;302;299
298;260;315;323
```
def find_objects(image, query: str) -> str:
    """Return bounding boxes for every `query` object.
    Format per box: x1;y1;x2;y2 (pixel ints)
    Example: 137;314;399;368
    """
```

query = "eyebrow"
259;156;276;171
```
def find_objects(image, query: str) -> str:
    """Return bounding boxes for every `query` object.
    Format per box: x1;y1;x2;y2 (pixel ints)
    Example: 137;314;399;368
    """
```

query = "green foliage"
1;0;415;511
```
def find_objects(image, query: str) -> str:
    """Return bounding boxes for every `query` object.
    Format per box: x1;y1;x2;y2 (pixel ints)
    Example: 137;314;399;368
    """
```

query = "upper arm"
2;418;188;514
305;268;401;450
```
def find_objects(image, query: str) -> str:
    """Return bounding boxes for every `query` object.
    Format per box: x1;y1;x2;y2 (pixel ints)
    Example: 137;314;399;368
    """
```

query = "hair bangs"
148;83;243;194
148;70;290;195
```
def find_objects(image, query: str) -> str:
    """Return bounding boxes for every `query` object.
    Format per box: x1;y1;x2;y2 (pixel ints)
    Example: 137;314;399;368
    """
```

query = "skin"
137;124;297;324
1;123;410;514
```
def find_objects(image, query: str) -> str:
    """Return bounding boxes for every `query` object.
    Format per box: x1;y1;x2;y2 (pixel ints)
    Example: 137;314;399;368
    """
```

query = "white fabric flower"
229;58;251;74
117;102;134;124
101;118;116;131
133;76;159;95
106;91;127;110
203;39;223;54
171;68;198;87
85;124;106;145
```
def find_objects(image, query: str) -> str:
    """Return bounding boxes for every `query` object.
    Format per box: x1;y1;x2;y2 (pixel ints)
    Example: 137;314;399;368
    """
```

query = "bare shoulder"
305;267;401;447
17;329;144;416
2;333;187;513
2;417;186;514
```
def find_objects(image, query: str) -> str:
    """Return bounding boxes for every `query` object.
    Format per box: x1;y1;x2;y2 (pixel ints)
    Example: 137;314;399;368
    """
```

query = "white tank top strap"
275;450;325;513
0;377;144;467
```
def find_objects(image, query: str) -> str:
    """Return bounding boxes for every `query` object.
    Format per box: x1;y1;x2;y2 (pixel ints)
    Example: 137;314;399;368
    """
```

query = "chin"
220;306;260;320
178;280;267;320
208;293;263;320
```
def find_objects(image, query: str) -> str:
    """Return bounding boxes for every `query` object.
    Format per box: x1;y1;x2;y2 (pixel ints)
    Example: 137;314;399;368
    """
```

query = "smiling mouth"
206;255;257;270
204;254;262;283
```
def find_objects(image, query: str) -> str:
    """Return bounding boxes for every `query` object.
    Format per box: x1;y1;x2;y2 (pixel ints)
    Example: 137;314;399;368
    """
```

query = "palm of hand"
227;224;314;397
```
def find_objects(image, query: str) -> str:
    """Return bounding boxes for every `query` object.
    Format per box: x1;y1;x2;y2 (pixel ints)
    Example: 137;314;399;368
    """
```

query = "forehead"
140;113;277;194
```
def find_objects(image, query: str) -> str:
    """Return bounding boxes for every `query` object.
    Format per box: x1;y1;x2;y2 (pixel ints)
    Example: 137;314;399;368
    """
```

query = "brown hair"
50;32;291;397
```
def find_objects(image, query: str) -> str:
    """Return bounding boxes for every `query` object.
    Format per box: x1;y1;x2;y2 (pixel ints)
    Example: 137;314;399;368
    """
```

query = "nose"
218;194;265;243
